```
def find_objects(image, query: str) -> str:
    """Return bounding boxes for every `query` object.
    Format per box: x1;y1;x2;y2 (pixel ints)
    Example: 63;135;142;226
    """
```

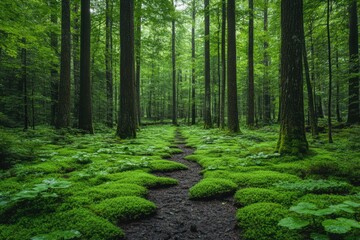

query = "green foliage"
189;178;237;199
234;188;297;206
149;160;188;172
31;230;81;240
236;202;301;240
274;179;352;194
91;196;156;222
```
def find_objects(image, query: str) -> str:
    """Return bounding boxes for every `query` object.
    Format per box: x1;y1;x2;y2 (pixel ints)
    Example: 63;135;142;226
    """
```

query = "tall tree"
117;0;137;138
79;0;93;133
56;0;71;129
247;0;255;126
172;0;177;125
191;0;196;125
22;39;28;131
72;0;80;127
263;0;271;124
50;0;59;126
227;0;239;133
347;0;359;124
327;0;333;143
277;0;308;154
135;0;142;126
219;0;226;129
105;0;113;128
204;0;212;128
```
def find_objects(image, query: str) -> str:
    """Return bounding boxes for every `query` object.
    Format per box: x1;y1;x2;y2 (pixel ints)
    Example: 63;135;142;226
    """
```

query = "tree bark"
347;0;359;124
117;0;137;138
191;0;196;125
263;0;271;124
335;50;342;122
247;0;255;126
327;0;333;143
56;0;71;129
79;0;93;133
135;0;142;127
227;0;239;133
105;0;113;128
72;0;80;127
277;0;308;154
220;0;226;129
204;0;212;128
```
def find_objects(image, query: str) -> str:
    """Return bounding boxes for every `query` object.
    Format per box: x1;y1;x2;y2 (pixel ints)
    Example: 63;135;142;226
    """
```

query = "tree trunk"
227;0;239;133
56;0;71;129
220;0;226;129
105;0;113;128
191;0;196;125
247;0;255;126
79;0;93;133
204;0;212;129
327;0;333;143
22;39;28;131
347;0;359;124
172;0;177;125
72;1;80;127
263;0;271;124
117;0;137;139
50;0;59;126
335;50;342;122
135;0;142;127
277;0;308;154
217;7;221;128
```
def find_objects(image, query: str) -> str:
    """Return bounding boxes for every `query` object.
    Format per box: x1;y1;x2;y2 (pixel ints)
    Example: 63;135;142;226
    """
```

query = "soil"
120;133;240;240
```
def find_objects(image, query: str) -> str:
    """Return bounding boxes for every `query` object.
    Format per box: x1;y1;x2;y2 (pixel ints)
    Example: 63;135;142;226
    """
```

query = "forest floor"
120;132;239;240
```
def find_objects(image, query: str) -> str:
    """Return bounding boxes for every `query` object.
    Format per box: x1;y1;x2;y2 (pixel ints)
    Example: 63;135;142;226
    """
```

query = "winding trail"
120;132;239;240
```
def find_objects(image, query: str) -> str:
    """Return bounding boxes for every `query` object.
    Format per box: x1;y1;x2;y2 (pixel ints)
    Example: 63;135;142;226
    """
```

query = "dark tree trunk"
277;0;308;154
301;1;318;137
79;0;93;133
347;0;359;124
105;0;113;128
220;0;226;129
217;7;221;128
263;0;271;124
172;1;177;126
191;0;196;125
135;0;142;126
117;0;136;139
327;0;333;143
204;0;212;129
227;0;239;133
72;1;80;126
50;0;59;126
335;50;342;122
56;0;71;129
22;39;28;131
247;0;255;126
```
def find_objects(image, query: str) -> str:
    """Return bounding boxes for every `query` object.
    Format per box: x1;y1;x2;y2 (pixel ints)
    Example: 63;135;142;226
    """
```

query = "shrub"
234;188;297;206
274;179;352;194
91;196;156;222
189;178;237;199
236;202;301;240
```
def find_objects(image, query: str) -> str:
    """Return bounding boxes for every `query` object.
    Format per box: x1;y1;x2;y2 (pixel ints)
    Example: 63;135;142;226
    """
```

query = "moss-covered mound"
234;188;297;206
189;178;237;199
236;202;302;240
91;196;156;222
149;160;188;172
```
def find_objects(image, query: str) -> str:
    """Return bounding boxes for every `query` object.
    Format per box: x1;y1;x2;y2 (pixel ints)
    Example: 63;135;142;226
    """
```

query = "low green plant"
31;230;81;240
278;201;360;239
234;188;297;206
274;179;352;194
149;160;188;172
189;178;237;199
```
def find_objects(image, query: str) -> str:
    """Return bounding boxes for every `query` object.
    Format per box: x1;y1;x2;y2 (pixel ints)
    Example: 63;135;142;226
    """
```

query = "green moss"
91;196;156;222
236;202;302;240
298;194;353;208
235;188;298;206
149;160;188;172
189;178;237;199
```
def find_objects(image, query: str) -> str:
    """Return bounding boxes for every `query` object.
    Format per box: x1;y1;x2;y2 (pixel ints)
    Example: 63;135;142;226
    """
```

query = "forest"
0;0;360;239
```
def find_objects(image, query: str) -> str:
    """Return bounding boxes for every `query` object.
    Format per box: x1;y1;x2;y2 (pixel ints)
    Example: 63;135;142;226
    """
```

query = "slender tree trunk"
31;76;35;130
263;0;271;124
335;50;342;122
220;0;226;129
247;0;255;126
191;0;196;125
105;0;113;128
79;0;93;133
301;1;318;137
172;0;177;125
73;1;80;126
347;0;359;124
327;0;333;143
50;0;59;126
117;0;136;138
135;0;142;126
227;0;239;133
204;0;212;128
56;0;71;129
22;39;28;131
217;7;221;128
277;0;308;154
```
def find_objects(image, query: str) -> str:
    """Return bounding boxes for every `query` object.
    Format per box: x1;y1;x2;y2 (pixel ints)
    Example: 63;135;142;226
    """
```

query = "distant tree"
50;0;59;127
347;0;359;124
204;0;212;129
277;0;308;154
22;38;28;131
56;0;71;129
326;0;333;143
227;0;239;133
117;0;137;139
135;0;143;126
247;0;255;127
263;0;271;124
72;0;80;127
191;0;196;125
79;0;93;133
105;0;113;128
219;0;226;129
172;0;177;126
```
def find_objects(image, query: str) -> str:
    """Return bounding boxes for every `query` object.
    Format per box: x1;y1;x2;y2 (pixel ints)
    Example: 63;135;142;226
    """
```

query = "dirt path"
120;133;239;240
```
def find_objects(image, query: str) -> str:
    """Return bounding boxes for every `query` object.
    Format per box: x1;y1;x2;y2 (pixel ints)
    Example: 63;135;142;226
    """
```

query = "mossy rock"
149;160;188;172
234;188;298;206
236;202;302;240
91;196;156;222
189;178;237;199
